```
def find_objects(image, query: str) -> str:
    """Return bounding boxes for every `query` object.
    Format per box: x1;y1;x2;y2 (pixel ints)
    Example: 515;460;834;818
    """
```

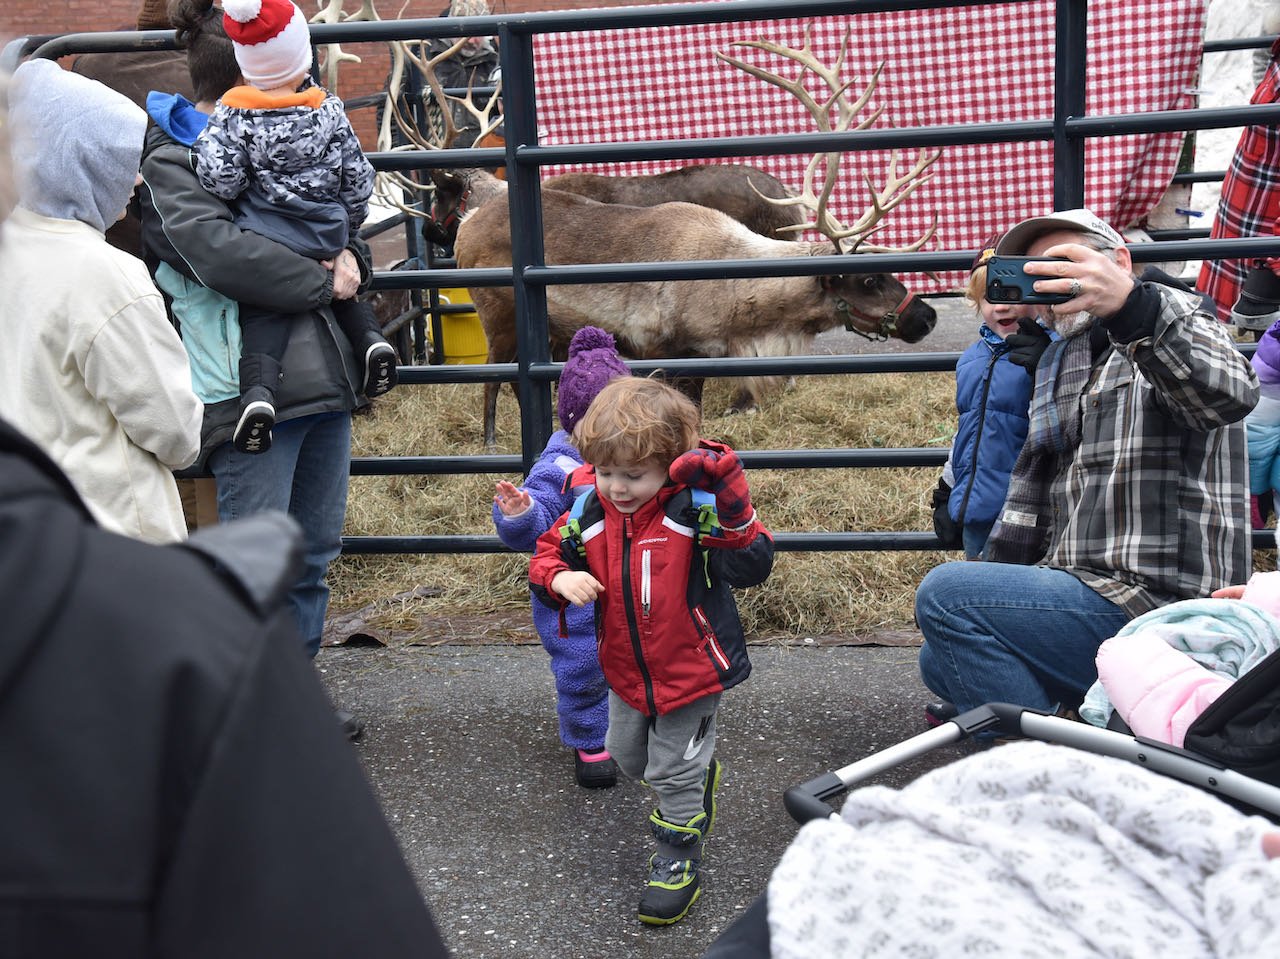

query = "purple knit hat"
556;326;630;433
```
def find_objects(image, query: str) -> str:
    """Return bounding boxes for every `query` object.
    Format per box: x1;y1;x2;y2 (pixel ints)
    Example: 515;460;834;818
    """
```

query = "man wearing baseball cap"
916;208;1259;730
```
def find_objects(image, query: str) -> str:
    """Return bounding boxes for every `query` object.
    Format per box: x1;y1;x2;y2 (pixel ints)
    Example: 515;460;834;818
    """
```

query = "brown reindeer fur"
425;164;802;247
542;164;804;239
454;187;937;448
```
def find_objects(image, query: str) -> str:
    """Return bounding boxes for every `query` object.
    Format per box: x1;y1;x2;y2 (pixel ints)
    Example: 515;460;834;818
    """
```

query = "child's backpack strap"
691;488;720;538
558;489;595;559
690;488;720;587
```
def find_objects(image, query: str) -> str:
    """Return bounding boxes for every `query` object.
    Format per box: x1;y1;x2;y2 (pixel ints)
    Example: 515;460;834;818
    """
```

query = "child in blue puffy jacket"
930;237;1051;559
492;327;629;788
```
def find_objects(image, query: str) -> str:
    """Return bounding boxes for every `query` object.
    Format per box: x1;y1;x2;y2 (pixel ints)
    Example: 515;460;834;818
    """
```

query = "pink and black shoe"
574;748;618;789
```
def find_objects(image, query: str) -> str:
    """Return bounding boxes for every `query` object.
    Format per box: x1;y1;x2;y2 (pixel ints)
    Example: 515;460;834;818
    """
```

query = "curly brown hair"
575;377;700;469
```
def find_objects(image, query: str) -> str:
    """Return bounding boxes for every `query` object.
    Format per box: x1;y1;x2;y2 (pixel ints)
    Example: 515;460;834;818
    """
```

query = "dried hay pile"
334;368;960;643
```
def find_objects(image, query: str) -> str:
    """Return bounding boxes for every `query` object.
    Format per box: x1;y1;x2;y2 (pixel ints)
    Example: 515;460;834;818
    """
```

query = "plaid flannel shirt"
992;283;1258;617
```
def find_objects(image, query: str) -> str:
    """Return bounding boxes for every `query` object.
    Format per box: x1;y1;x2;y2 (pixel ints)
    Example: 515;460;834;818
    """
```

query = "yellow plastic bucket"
431;288;487;364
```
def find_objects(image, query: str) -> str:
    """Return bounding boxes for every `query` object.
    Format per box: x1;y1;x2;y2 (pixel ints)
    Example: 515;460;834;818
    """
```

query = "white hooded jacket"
0;59;201;542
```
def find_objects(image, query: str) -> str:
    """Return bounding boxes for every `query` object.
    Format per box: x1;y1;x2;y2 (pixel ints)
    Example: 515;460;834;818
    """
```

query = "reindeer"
543;165;803;239
426;161;806;242
455;29;942;449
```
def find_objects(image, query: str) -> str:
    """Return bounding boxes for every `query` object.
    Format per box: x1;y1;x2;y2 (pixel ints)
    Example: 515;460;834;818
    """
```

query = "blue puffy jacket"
948;324;1037;527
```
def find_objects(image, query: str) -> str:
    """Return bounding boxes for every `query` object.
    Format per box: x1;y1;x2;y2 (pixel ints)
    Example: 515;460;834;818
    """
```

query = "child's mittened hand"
670;446;753;529
551;570;604;606
494;480;531;517
1006;319;1052;376
669;447;741;490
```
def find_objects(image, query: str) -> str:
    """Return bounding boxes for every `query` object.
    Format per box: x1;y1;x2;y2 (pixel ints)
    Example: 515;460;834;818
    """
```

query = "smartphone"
985;256;1072;305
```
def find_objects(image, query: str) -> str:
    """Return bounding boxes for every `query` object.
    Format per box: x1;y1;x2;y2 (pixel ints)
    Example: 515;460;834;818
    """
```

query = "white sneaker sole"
234;401;275;454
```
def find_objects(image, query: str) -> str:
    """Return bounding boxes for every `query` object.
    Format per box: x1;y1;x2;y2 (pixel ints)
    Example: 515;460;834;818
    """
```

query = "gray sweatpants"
605;690;721;825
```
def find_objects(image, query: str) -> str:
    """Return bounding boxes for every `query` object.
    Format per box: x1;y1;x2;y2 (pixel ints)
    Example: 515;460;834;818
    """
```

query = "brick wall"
2;1;681;146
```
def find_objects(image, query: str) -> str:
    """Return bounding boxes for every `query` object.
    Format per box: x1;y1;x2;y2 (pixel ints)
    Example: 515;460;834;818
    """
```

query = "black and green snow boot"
637;810;708;926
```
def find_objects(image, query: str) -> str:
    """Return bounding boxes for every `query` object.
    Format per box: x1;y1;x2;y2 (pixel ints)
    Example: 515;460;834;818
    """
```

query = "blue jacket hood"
146;92;209;147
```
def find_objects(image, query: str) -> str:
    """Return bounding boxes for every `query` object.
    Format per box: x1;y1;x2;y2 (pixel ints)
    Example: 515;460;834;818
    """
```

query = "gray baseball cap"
995;208;1126;254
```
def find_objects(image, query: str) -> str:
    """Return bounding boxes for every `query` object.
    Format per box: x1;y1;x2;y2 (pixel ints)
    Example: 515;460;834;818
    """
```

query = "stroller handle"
783;703;1280;824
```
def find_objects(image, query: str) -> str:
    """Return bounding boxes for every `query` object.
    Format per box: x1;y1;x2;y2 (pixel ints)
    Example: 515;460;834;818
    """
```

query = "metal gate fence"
7;0;1280;556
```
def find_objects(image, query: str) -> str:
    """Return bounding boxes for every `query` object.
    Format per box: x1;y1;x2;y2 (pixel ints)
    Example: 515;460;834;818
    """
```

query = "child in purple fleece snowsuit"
1248;320;1280;545
492;327;630;788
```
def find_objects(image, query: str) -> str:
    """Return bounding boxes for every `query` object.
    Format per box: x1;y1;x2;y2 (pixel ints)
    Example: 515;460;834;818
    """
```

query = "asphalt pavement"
315;642;978;959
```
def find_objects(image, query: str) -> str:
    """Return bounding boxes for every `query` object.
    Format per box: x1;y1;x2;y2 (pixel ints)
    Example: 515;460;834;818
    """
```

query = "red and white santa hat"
222;0;313;90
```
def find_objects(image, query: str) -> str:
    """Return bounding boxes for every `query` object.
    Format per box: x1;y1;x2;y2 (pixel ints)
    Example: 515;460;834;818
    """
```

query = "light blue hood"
9;58;147;233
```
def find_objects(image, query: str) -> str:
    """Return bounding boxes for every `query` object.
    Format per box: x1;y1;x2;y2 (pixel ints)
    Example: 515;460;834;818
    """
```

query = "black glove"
1231;267;1280;331
930;477;961;547
1005;318;1052;377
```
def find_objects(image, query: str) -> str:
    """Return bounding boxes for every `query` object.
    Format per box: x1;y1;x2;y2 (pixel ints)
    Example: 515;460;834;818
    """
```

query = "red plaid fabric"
532;0;1206;290
1197;39;1280;322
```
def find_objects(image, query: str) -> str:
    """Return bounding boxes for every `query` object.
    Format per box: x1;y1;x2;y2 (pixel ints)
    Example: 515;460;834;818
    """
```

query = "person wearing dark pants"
139;0;370;737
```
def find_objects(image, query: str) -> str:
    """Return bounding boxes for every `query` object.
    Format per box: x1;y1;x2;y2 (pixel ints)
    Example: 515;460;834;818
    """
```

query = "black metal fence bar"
339;529;1280;554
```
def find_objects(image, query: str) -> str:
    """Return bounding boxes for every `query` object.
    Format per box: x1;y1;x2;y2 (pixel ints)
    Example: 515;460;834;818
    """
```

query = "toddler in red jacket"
529;376;774;925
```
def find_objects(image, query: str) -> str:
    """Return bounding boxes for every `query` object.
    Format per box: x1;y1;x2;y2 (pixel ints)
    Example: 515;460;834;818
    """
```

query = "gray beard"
1051;311;1095;338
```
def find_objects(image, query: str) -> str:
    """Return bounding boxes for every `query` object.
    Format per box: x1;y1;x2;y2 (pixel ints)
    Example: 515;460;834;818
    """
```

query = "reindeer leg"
483;380;500;452
481;327;518;452
727;385;755;414
669;375;705;410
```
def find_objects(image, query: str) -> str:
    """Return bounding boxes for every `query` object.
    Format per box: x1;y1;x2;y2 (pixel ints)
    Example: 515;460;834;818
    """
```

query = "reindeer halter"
834;290;918;341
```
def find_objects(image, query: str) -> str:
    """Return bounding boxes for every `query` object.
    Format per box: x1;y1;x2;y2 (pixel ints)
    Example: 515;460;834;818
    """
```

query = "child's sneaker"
363;341;399;397
574;748;618;789
233;387;275;454
638;810;707;925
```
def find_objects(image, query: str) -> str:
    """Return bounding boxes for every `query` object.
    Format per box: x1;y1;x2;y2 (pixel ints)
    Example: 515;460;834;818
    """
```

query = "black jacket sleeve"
709;526;775;589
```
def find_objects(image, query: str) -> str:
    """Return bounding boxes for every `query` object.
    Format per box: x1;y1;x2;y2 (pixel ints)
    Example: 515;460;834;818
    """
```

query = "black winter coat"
0;418;449;958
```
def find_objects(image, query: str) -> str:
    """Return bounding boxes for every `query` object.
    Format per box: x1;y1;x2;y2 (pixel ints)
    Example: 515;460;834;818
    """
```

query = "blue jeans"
915;561;1130;713
962;520;994;560
209;411;351;657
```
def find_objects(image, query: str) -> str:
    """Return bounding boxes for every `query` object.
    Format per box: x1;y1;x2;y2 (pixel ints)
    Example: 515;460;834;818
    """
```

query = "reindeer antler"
376;29;504;220
394;37;503;150
840;147;941;252
309;0;384;94
715;26;940;254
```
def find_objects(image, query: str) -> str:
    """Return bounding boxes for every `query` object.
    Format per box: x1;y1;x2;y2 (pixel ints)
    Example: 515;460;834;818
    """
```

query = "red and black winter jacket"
530;480;774;717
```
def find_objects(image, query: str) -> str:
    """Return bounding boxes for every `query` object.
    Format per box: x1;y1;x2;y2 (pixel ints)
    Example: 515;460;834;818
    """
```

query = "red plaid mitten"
668;441;754;529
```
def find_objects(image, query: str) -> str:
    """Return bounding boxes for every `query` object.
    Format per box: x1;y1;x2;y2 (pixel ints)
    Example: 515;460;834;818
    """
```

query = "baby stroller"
703;700;1280;958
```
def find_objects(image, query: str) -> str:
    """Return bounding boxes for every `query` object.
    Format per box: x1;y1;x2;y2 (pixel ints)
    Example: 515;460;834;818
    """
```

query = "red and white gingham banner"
531;1;1206;290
